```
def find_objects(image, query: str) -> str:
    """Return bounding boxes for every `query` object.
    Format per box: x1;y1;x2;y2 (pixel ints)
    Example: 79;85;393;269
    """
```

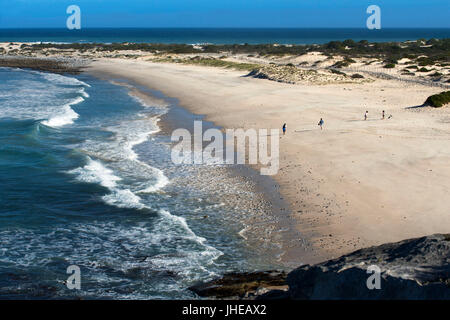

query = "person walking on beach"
282;123;286;135
382;110;385;120
318;118;324;130
364;110;368;121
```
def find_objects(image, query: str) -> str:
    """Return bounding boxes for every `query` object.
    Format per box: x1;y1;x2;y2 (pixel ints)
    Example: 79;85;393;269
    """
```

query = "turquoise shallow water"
0;68;280;299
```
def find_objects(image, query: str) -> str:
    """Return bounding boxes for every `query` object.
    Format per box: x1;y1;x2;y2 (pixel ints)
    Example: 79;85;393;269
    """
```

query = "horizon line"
1;27;450;30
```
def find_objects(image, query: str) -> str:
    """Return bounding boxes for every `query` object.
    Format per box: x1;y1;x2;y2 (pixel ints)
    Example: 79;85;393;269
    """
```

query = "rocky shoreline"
189;234;450;299
189;271;288;300
0;56;88;74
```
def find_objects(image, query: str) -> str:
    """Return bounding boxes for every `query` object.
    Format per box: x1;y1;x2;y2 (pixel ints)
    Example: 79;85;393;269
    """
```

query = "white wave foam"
131;95;151;108
39;72;91;87
138;167;169;193
65;85;220;278
102;189;144;209
126;87;169;110
79;88;90;98
158;209;205;242
67;158;211;268
30;41;71;45
152;209;224;278
1;70;88;126
102;115;169;193
41;96;83;127
238;226;249;240
68;159;210;262
69;157;121;188
125;129;153;161
68;157;146;210
67;159;217;275
0;218;223;298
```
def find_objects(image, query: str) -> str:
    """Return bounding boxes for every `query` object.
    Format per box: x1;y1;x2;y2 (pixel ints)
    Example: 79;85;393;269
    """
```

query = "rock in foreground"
284;233;450;299
189;271;288;299
190;234;450;299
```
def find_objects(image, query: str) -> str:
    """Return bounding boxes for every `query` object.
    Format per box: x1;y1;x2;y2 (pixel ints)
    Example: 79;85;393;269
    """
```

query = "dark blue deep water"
0;28;449;44
0;68;280;299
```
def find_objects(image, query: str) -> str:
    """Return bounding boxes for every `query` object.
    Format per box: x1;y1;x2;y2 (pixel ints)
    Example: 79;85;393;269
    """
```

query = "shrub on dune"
429;71;443;77
425;91;450;107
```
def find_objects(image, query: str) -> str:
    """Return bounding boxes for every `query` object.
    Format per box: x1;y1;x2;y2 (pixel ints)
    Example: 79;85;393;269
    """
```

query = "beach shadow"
242;70;264;79
406;104;427;109
346;119;381;122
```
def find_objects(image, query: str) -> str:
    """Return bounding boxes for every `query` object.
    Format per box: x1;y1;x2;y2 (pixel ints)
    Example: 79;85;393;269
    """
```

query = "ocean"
0;67;284;299
1;28;449;44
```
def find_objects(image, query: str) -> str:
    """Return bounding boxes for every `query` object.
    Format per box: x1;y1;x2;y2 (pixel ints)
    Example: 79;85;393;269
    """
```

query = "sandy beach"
85;57;450;265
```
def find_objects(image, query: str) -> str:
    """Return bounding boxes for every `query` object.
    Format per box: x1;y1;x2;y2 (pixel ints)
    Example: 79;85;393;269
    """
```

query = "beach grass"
152;56;261;71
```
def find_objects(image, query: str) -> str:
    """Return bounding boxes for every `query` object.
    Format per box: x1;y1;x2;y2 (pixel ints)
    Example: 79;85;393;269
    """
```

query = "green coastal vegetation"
18;38;450;67
153;55;260;71
425;91;450;107
4;38;448;84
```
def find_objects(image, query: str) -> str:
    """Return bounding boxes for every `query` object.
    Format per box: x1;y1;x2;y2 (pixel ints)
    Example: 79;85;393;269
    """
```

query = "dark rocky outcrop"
0;56;84;74
189;270;288;299
284;233;450;299
190;234;450;299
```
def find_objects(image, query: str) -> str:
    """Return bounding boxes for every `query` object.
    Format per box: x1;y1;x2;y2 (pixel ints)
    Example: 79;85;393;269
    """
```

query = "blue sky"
0;0;449;28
